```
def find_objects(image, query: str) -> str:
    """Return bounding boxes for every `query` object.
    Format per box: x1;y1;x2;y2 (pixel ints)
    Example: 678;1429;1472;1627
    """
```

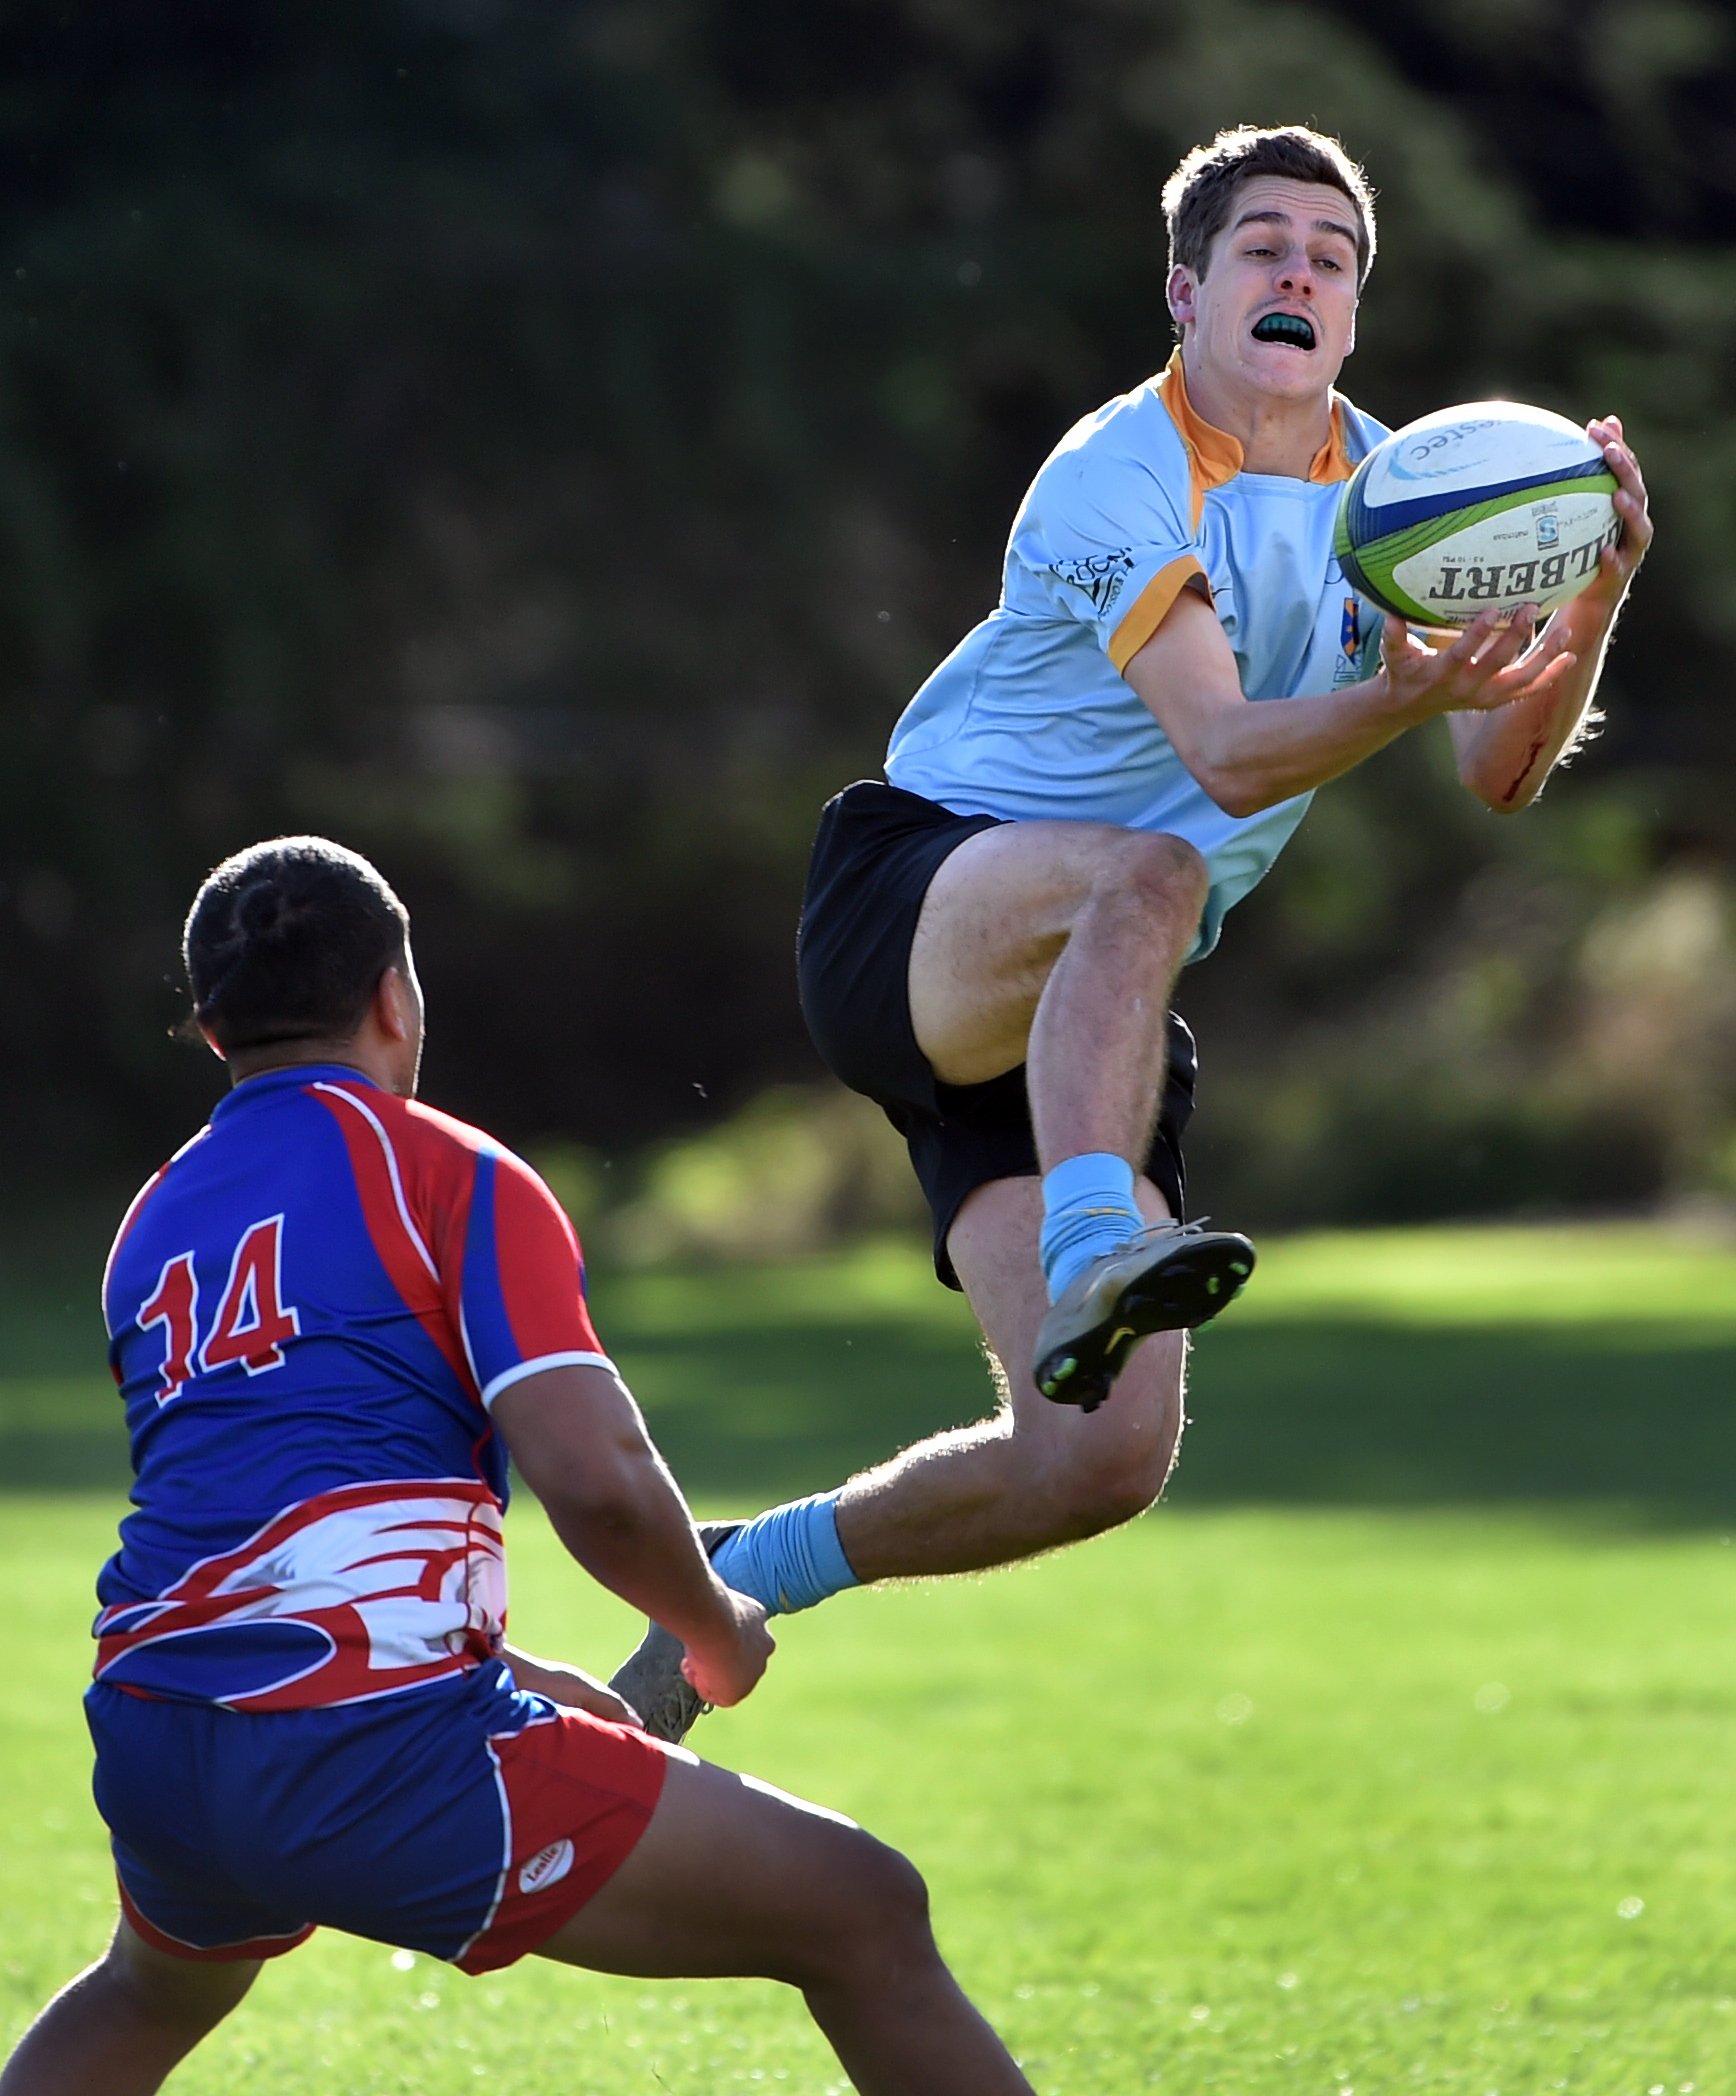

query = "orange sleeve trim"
1108;555;1208;673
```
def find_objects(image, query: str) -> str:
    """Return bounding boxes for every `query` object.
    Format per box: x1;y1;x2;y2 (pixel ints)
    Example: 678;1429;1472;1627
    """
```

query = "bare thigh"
108;1919;262;2026
537;1751;910;1985
908;819;1203;1087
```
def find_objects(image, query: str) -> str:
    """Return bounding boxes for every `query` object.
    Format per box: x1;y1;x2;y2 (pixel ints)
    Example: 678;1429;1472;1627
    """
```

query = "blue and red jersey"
95;1065;609;1713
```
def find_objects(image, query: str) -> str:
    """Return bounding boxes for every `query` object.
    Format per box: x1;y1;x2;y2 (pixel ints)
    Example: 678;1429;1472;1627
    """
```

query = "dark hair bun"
236;878;293;942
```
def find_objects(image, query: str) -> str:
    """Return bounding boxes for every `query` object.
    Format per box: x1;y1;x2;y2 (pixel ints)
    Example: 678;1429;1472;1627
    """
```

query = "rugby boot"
607;1519;743;1743
1033;1220;1256;1413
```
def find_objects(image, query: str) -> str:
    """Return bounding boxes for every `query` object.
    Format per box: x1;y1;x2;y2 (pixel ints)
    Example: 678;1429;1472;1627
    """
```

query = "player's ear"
1167;264;1197;332
376;964;415;1044
197;1022;227;1063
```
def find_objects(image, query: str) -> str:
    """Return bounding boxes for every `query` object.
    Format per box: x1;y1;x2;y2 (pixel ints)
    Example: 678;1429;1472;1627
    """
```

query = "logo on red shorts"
517;1839;575;1895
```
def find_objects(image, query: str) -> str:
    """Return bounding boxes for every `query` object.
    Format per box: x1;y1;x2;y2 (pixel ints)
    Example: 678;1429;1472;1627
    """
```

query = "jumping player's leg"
904;819;1250;1399
542;1750;1035;2096
905;817;1204;1155
711;818;1208;1596
610;805;1232;1730
0;1919;259;2096
655;1176;1186;1660
613;1177;1187;1741
831;1172;1187;1580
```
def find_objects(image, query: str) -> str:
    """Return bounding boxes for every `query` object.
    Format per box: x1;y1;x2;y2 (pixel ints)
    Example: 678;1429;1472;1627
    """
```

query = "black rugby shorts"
796;779;1196;1290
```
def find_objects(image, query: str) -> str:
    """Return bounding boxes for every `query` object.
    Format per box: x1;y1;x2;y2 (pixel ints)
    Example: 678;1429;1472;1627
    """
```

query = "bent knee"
1056;1439;1175;1535
782;1831;933;1987
1106;831;1209;918
989;1429;1177;1545
840;1833;931;1941
1024;1387;1184;1538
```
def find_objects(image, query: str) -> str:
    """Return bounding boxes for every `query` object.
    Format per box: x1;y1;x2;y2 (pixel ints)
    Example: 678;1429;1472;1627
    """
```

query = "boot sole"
1035;1237;1256;1412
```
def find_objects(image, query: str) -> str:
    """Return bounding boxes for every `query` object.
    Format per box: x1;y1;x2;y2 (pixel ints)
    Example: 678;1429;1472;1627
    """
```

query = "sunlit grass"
4;1224;1736;2090
1233;1218;1736;1335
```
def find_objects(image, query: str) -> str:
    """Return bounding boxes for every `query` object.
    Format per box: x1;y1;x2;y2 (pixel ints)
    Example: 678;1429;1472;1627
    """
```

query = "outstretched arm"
1124;582;1575;819
1450;416;1652;811
492;1363;774;1711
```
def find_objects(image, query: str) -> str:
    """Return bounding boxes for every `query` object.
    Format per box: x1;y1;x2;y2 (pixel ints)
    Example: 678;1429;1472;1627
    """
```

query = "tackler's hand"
507;1648;646;1729
681;1589;775;1710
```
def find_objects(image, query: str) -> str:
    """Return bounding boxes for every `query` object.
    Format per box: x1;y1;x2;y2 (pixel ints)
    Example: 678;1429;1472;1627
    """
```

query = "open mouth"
1251;312;1316;351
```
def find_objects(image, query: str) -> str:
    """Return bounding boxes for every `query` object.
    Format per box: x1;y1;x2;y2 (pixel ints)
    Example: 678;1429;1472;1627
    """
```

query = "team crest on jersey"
1052;549;1135;616
1334;595;1364;686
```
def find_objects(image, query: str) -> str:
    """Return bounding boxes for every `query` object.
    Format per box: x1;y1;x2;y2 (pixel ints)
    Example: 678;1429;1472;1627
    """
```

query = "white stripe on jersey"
481;1350;617;1411
312;1082;440;1282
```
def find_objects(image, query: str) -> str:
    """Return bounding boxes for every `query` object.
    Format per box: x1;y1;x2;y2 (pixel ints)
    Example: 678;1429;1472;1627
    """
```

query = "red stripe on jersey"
310;1082;477;1397
488;1149;603;1367
94;1479;507;1712
325;1085;607;1402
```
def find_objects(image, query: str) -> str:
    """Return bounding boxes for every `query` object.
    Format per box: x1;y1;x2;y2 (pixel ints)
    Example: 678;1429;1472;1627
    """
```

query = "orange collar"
1157;349;1353;490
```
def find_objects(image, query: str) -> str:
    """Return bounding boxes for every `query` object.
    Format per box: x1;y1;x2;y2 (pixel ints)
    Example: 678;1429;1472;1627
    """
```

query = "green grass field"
4;1222;1735;2092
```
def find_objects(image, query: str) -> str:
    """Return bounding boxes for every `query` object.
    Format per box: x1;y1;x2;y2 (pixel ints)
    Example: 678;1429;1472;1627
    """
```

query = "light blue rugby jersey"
885;352;1391;958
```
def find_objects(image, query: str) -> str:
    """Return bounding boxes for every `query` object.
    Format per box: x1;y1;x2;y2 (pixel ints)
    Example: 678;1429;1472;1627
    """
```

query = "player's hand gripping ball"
1335;402;1621;629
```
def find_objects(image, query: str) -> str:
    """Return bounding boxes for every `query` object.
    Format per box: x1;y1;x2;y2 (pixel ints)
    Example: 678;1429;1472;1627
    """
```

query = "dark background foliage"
4;0;1734;1226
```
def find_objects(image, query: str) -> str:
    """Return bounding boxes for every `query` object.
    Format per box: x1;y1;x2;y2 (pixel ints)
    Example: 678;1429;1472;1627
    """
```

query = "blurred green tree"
0;0;1730;1223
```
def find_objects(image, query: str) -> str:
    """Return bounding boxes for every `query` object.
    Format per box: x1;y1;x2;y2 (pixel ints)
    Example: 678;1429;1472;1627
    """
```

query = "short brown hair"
1163;125;1376;286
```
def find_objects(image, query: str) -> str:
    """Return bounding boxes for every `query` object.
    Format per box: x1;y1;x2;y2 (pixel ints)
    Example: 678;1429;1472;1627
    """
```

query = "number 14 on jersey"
137;1214;303;1405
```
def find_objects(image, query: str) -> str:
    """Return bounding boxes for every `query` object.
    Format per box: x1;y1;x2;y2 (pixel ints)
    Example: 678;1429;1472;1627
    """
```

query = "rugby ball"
1335;402;1620;628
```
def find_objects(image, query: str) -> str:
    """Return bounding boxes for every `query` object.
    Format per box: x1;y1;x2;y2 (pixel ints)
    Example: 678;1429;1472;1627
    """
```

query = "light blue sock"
708;1491;860;1616
1038;1151;1143;1301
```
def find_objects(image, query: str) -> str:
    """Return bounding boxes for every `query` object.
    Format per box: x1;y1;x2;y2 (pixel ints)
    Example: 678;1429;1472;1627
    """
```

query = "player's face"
1169;177;1361;402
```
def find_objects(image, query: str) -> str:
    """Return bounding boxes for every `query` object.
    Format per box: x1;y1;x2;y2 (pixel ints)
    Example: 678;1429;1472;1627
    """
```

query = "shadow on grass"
602;1311;1736;1525
1175;1320;1733;1520
0;1381;132;1495
6;1260;1733;1526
